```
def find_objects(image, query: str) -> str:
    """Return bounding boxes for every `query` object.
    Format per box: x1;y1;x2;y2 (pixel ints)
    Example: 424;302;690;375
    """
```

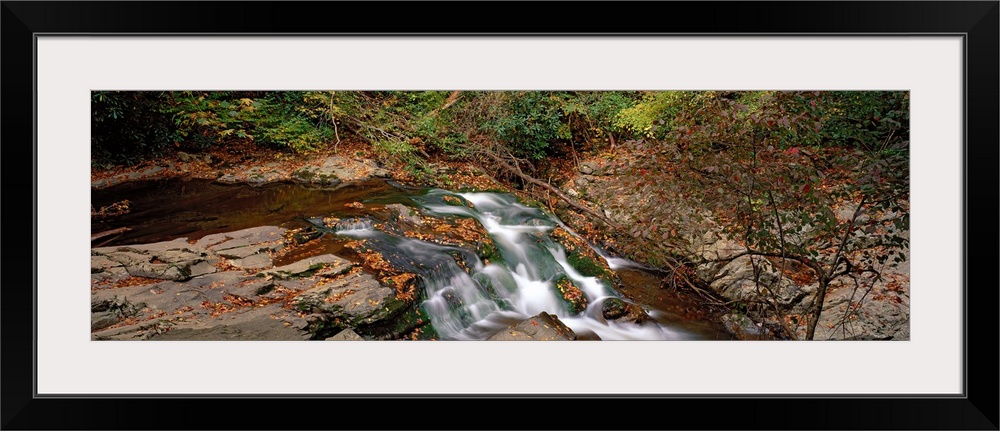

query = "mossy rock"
554;276;588;314
442;194;472;207
565;250;610;278
353;296;424;340
602;297;650;324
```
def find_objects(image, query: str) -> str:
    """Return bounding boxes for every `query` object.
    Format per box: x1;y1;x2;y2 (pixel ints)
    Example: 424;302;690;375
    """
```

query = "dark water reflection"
91;178;418;246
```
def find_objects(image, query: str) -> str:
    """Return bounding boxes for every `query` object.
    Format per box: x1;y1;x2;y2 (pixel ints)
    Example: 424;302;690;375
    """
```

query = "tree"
91;91;174;165
618;91;909;339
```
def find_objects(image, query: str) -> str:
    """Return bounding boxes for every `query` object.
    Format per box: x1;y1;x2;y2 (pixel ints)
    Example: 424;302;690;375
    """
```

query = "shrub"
91;91;174;165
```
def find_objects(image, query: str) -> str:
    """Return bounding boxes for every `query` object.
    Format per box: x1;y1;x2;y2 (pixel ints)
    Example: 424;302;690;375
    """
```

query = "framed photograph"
3;2;996;429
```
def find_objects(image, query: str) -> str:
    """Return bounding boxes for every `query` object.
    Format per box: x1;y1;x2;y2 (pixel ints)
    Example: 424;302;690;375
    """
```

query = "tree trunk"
805;277;830;340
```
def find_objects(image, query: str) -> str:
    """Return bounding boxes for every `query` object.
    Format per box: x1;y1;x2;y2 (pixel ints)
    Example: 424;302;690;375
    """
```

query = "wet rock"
292;156;385;184
89;226;372;341
196;226;287;251
386;203;423;226
149;304;311;341
326;328;364;341
294;270;417;339
295;271;394;319
486;312;577;340
94;238;195;255
223;278;277;300
230;253;272;270
92;240;216;282
90;295;143;332
91;178;120;189
257;254;353;280
601;297;650;324
91;312;120;331
245;166;284;186
291;165;341;186
370;164;390;178
92;322;150;340
217;173;240;184
721;312;768;340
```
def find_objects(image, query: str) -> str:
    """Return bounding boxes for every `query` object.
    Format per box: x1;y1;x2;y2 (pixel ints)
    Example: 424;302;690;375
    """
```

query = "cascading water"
327;189;696;340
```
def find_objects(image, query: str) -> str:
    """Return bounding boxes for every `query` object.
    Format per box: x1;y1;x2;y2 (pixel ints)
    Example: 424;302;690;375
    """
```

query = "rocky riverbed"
91;147;907;341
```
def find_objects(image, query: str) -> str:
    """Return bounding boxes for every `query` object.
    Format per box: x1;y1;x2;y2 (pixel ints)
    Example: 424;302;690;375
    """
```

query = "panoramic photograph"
90;90;910;341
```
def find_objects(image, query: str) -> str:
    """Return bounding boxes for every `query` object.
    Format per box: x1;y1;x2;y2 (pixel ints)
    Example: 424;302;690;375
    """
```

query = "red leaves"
785;147;800;156
802;183;811;194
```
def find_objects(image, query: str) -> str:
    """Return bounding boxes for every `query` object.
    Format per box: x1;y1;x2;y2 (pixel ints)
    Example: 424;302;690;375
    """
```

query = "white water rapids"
334;189;696;340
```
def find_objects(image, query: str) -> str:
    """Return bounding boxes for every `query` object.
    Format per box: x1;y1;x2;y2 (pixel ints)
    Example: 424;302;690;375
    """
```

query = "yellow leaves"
357;250;395;276
323;289;356;304
323;216;341;228
383;273;418;301
102;276;161;290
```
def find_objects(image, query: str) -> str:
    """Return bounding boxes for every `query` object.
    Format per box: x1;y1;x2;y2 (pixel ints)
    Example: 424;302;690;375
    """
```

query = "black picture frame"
2;2;997;429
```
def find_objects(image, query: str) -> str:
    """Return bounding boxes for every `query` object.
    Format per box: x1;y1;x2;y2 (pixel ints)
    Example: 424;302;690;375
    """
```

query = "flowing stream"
93;178;734;340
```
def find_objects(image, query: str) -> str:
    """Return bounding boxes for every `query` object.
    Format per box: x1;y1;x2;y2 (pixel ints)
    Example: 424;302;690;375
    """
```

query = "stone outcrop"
291;156;390;185
486;312;577;341
91;227;407;341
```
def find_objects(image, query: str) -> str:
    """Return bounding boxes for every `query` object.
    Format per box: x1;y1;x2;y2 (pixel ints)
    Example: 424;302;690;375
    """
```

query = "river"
92;178;735;340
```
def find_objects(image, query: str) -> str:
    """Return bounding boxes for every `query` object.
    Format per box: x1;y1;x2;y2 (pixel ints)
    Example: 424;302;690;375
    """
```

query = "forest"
91;90;910;341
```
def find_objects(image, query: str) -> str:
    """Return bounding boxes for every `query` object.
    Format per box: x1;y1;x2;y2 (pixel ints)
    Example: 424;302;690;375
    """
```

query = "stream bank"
92;176;736;341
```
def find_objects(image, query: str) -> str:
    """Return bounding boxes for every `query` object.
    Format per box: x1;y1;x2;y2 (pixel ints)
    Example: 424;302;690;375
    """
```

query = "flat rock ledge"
90;226;403;341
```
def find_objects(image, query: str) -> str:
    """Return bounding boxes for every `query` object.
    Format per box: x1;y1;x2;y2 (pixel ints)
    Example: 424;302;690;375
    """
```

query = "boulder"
486;312;577;340
326;328;365;341
386;203;423;226
291;156;388;185
294;271;394;322
257;254;353;280
91;240;217;282
601;297;650;324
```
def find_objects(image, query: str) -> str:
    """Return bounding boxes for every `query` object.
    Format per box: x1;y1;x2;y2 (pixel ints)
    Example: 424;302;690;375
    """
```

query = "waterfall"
332;189;693;340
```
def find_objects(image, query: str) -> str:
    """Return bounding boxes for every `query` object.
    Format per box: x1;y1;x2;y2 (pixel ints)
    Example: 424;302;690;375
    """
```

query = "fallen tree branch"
485;153;623;231
428;91;462;117
92;227;131;242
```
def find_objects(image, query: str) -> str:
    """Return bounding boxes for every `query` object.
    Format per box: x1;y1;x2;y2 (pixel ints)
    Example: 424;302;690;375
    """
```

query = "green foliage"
564;250;609;278
820;91;909;152
254;92;333;152
91;91;175;165
372;139;430;177
481;91;567;160
164;91;335;153
162;92;260;149
559;91;643;141
614;91;701;139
